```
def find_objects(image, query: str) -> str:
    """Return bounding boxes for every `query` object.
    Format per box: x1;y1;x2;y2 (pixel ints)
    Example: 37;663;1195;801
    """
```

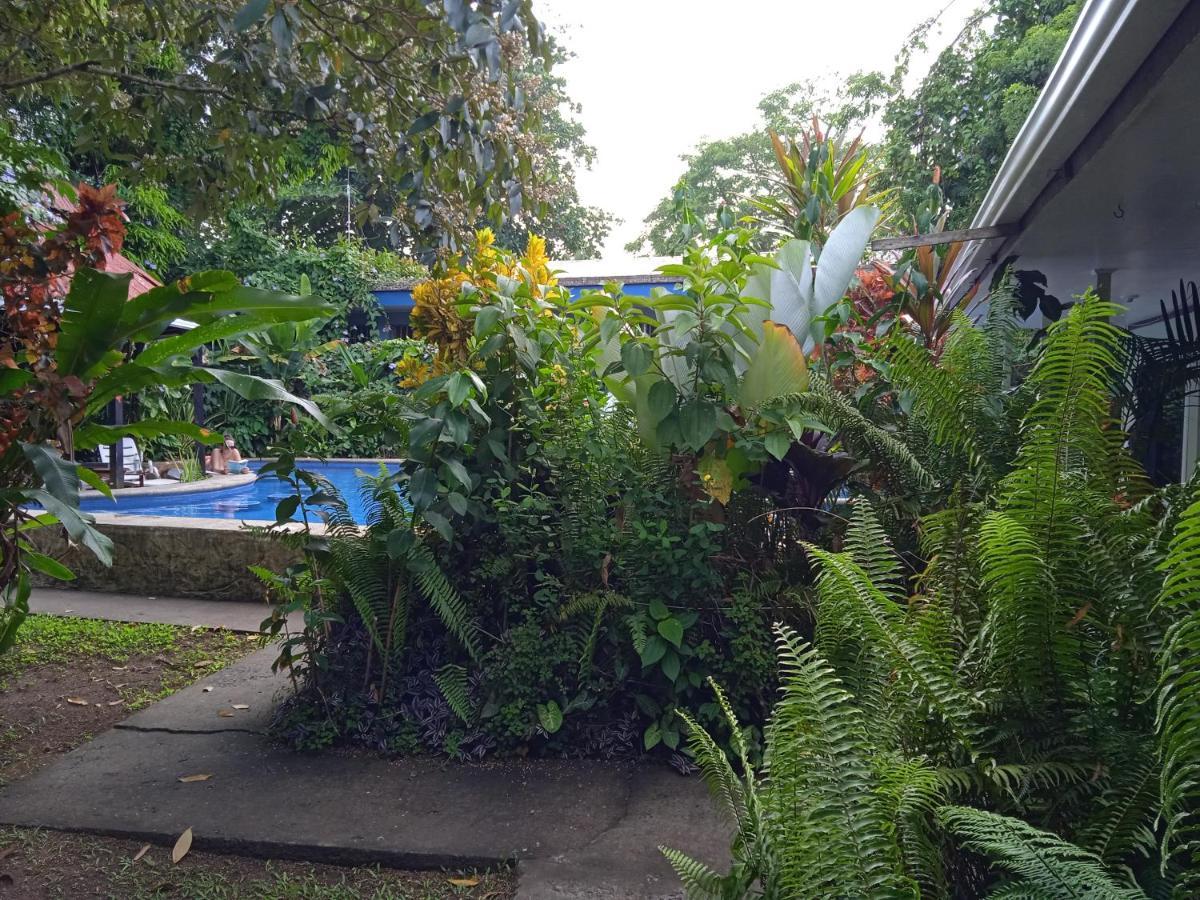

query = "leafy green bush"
259;233;833;761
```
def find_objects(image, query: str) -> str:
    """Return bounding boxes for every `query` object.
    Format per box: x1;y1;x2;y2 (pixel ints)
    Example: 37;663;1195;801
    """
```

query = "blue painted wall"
372;278;680;337
374;279;676;312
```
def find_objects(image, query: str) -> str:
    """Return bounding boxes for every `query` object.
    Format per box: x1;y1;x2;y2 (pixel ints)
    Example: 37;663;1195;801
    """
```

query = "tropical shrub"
263;225;891;761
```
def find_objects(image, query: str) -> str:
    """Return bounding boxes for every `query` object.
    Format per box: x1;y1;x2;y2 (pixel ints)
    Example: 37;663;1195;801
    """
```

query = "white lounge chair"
95;438;145;486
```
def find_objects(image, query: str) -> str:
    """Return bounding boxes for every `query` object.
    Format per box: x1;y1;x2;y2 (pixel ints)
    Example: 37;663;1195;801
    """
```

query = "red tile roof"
101;250;161;298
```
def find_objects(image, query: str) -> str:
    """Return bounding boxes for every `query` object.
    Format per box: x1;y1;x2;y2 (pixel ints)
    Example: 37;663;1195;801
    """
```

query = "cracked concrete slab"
115;646;284;734
0;728;728;895
0;621;731;896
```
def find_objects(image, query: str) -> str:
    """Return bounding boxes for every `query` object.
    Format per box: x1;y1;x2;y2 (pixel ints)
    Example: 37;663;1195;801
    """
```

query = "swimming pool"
78;459;401;524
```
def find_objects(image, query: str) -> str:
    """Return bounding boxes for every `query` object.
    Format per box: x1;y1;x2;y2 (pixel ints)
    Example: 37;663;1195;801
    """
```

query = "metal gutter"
946;0;1192;299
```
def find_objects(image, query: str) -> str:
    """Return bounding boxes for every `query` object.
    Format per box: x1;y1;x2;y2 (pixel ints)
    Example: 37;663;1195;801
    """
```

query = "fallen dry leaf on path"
231;704;249;710
217;709;235;717
449;876;480;887
132;844;151;862
65;697;87;706
107;700;123;707
172;828;192;863
177;774;212;783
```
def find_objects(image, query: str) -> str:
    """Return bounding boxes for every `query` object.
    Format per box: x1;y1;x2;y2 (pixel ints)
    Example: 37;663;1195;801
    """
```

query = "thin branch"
0;60;99;91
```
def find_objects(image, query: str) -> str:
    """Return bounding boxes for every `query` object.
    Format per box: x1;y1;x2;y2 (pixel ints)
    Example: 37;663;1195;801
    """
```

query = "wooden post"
192;351;206;473
870;223;1019;253
111;397;125;489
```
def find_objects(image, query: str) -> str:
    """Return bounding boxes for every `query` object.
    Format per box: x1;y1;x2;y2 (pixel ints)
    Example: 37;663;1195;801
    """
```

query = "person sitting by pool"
206;434;244;475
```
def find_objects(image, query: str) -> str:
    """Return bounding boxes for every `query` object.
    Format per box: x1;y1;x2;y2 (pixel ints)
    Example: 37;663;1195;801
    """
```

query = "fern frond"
776;378;932;490
407;540;481;661
765;626;914;898
434;663;473;722
676;704;757;847
806;545;985;763
658;846;729;900
977;510;1078;704
844;499;905;601
888;333;991;475
876;755;950;895
1078;761;1159;869
938;805;1148;899
1155;490;1200;883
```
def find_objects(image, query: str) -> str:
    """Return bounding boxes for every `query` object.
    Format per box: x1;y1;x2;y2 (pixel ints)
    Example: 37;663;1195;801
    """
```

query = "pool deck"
80;472;257;500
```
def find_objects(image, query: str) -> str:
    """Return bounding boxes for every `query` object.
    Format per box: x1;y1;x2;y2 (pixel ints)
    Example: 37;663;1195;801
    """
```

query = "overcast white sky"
536;0;977;259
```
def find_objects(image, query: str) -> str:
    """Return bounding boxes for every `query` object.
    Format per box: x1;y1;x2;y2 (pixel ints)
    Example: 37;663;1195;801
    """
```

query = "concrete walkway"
0;646;731;898
30;587;284;633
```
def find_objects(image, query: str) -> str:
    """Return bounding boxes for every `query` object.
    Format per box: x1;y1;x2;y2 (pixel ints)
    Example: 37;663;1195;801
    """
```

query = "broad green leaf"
644;722;662;750
678;401;717;453
0;369;32;395
198;368;332;430
75;466;114;500
641;635;668;666
24;490;112;565
75;420;220;450
21;443;79;506
536;701;563;734
422;509;454;541
474;305;502;337
657;617;684;647
55;269;131;378
442;458;472;492
811;206;881;345
599;312;621;344
633;374;668;449
22;550;75;582
621;341;652;376
134;313;329;368
738;321;809;410
764;430;792;461
407;468;439;509
646;380;676;422
446;372;471;407
661;649;681;682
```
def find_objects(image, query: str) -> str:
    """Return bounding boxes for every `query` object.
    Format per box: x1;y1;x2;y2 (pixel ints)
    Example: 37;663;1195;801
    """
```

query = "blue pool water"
78;460;400;524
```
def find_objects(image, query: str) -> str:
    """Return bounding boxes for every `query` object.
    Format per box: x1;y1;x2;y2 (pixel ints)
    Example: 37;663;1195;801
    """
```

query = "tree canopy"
880;1;1080;224
0;0;544;254
630;0;1080;255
